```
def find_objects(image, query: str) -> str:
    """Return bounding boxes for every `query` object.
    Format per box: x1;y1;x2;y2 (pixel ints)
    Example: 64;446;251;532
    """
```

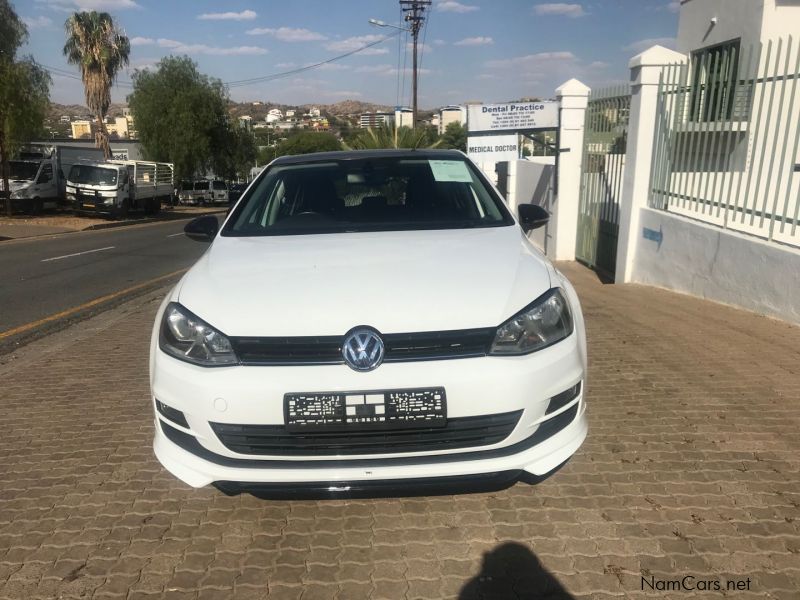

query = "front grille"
211;410;522;456
231;328;496;366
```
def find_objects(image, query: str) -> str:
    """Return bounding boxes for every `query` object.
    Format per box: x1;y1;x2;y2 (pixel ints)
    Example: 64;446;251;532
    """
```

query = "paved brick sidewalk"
1;262;798;600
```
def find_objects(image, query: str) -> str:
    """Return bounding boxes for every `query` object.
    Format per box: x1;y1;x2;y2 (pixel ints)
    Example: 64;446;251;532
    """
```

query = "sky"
18;0;680;108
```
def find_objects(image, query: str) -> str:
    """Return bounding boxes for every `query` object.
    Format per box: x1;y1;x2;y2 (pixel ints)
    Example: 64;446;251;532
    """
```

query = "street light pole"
399;0;431;128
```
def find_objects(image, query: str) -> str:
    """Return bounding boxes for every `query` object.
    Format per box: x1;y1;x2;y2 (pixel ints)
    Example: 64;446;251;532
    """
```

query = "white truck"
1;144;104;214
67;159;174;219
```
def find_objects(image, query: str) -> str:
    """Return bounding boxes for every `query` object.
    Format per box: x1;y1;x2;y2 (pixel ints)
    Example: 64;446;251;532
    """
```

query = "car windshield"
68;165;118;186
194;181;209;190
9;161;40;181
180;180;193;190
213;181;227;190
223;156;513;236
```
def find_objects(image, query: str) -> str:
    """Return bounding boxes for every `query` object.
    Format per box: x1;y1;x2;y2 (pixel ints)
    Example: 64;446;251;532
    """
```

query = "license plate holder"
285;387;446;432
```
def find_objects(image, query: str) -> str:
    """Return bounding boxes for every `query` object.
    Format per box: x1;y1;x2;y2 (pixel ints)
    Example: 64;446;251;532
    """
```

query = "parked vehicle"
150;149;588;491
67;159;174;219
211;180;228;204
1;144;103;214
177;180;194;205
190;180;209;205
227;182;247;205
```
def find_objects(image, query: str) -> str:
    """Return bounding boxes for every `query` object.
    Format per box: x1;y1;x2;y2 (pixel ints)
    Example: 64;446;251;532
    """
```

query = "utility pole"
399;0;431;128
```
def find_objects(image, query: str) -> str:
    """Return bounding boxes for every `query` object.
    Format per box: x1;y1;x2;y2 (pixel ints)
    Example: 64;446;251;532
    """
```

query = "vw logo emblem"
342;327;385;372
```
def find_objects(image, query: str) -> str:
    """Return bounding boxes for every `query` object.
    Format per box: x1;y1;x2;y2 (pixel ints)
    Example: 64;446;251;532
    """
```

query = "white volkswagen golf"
150;149;587;493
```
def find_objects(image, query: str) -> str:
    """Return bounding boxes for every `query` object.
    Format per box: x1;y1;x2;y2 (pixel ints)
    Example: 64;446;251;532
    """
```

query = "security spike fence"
576;84;631;275
651;36;800;247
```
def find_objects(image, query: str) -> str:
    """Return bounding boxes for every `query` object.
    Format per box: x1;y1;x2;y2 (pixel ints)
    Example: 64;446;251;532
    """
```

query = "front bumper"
151;324;588;488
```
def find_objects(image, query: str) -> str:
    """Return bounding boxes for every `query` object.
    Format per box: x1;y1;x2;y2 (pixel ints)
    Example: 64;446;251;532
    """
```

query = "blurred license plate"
285;387;446;432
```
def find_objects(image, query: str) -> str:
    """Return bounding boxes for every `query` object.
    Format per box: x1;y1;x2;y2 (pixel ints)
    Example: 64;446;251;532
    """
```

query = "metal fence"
651;36;800;247
576;85;630;276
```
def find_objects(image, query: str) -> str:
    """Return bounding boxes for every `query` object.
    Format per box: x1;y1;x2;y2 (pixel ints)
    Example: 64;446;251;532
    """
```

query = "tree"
63;11;129;160
439;121;467;152
128;56;240;182
345;124;440;150
214;126;257;181
261;131;341;163
0;0;51;216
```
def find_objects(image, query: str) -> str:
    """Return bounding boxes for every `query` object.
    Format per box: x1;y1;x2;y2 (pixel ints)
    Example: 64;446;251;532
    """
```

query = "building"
239;115;253;131
32;138;144;161
266;113;281;124
286;110;296;118
309;107;321;118
394;107;414;129
359;112;394;129
438;105;466;135
71;120;93;139
59;115;70;124
106;117;129;139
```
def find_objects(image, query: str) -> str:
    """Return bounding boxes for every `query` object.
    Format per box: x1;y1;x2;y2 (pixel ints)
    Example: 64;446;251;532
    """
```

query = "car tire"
115;199;130;220
30;198;43;216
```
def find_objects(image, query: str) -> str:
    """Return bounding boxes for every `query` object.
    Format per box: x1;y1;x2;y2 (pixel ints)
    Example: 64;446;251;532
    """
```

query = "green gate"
575;86;631;276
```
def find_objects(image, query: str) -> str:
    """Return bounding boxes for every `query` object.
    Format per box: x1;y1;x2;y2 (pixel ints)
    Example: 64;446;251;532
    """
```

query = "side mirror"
518;204;550;233
184;215;219;242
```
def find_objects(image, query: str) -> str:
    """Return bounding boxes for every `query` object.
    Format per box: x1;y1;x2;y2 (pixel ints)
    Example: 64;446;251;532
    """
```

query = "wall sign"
466;134;519;166
467;101;559;133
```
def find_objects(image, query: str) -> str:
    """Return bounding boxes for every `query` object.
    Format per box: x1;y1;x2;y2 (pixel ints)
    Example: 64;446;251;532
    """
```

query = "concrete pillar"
550;79;590;261
615;45;688;282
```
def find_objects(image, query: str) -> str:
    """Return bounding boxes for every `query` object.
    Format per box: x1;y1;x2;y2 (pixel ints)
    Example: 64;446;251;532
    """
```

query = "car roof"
270;148;467;166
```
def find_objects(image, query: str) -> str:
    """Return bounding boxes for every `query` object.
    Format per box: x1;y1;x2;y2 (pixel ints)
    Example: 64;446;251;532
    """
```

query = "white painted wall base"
632;207;800;324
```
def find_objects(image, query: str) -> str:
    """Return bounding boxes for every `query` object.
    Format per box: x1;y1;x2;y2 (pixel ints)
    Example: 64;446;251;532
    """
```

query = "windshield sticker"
429;160;473;183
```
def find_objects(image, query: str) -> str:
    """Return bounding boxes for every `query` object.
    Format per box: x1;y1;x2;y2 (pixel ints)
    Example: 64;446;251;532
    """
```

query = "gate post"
551;78;590;261
615;45;687;283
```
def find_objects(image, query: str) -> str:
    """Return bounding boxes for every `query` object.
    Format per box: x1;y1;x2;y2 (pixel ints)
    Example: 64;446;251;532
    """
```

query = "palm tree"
344;123;440;150
63;11;129;159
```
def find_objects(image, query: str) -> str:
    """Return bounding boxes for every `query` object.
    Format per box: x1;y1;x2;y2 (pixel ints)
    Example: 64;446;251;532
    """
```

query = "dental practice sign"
466;101;559;169
467;101;558;134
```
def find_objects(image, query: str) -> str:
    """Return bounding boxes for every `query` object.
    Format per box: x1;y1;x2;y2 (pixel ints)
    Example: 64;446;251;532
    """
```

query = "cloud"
311;63;350;71
325;35;389;55
354;64;432;77
35;0;139;10
324;91;363;98
433;39;446;46
533;3;586;17
275;62;297;68
666;1;680;13
22;15;53;29
485;51;576;69
454;36;493;46
436;1;479;13
132;37;268;56
623;37;677;53
197;10;257;21
246;27;327;42
588;60;609;69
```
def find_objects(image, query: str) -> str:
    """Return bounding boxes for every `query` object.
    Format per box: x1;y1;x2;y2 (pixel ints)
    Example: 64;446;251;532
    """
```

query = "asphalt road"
0;217;215;340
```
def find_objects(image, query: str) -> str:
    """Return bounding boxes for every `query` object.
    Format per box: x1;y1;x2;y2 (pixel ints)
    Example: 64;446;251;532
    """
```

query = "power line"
40;32;400;93
225;33;400;88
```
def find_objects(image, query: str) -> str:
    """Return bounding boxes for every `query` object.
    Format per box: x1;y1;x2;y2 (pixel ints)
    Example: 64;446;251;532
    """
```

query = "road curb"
82;208;227;232
0;208;226;243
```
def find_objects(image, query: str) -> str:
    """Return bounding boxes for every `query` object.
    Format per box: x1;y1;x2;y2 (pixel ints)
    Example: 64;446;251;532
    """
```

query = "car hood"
178;226;552;337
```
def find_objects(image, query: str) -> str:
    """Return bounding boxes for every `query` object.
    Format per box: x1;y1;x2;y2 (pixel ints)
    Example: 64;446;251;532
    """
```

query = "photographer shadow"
460;542;575;600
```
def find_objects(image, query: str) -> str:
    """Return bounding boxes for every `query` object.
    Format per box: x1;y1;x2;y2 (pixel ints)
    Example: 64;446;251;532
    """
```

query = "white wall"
677;0;800;51
677;0;764;52
632;206;800;324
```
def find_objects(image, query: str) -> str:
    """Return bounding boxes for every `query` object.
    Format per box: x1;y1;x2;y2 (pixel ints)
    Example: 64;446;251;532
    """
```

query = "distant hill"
49;99;406;123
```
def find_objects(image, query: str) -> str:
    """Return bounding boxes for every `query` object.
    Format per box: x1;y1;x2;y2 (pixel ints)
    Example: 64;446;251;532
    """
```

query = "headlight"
159;303;237;366
490;288;573;355
66;193;76;201
10;190;25;199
